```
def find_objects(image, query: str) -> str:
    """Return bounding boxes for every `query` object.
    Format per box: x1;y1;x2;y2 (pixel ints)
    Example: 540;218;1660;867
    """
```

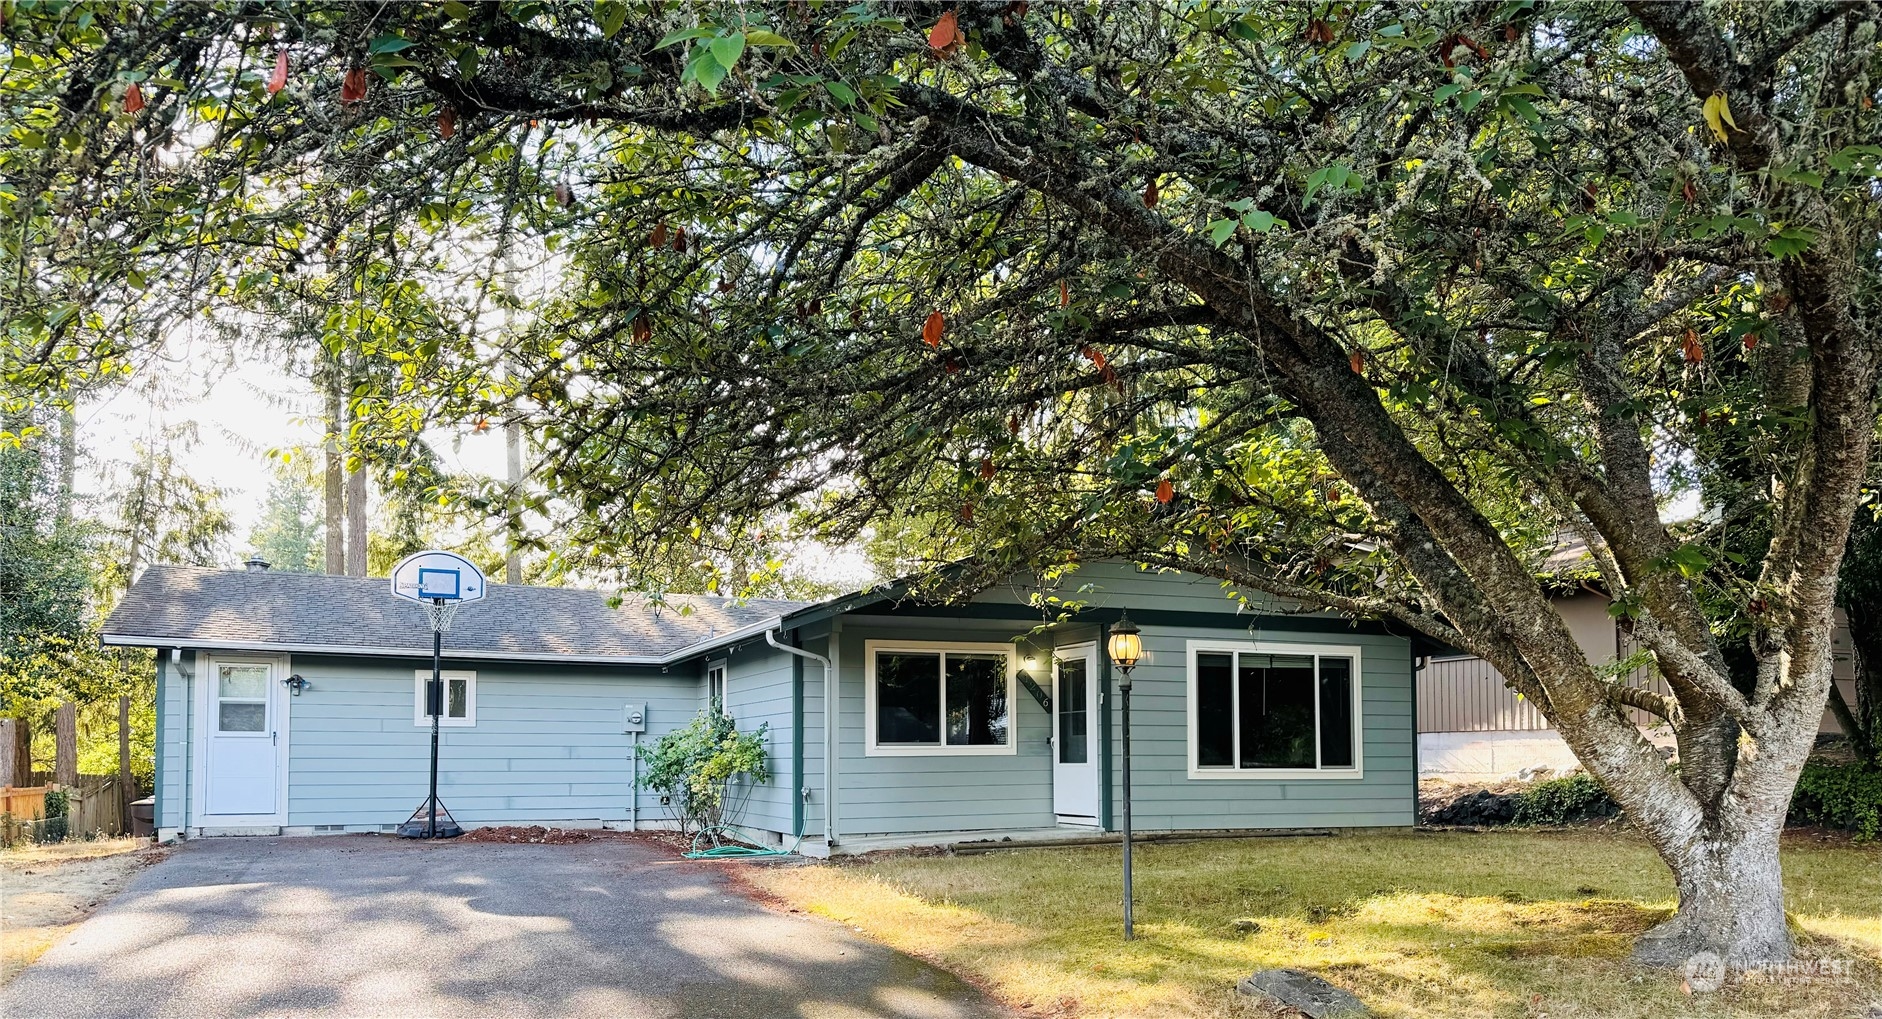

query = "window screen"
876;652;942;744
946;653;1009;746
1196;653;1234;767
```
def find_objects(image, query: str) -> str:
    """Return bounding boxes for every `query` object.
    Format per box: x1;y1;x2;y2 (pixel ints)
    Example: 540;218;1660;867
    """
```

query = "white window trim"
706;659;728;712
864;639;1018;757
1185;639;1364;780
413;669;477;727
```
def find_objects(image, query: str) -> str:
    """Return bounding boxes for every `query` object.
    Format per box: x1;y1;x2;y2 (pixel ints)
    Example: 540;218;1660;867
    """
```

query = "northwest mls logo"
1683;951;1855;993
1683;951;1727;993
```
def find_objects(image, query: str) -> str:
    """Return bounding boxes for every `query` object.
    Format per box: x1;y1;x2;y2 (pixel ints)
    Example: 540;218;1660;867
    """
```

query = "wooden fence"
1;784;48;818
66;774;127;836
1;774;128;844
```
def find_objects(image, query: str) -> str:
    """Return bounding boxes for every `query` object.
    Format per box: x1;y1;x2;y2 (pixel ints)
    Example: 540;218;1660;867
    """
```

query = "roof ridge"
106;563;823;664
135;562;816;606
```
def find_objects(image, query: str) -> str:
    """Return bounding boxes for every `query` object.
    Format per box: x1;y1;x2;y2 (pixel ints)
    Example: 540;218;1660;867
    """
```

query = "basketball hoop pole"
427;597;443;839
390;550;481;840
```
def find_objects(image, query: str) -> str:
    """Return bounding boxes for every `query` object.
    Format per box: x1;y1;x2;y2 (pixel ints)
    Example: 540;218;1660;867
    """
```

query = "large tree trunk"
345;462;367;576
0;718;19;787
1636;820;1791;968
505;419;523;585
55;406;76;526
118;695;133;820
54;702;77;786
9;716;30;785
343;353;369;577
323;365;346;575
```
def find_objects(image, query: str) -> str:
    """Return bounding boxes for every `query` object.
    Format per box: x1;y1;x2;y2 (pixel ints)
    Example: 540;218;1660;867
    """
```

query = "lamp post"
1107;612;1142;940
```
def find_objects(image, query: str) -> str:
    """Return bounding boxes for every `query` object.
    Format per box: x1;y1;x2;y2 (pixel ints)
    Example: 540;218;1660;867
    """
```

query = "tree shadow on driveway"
1;835;1008;1019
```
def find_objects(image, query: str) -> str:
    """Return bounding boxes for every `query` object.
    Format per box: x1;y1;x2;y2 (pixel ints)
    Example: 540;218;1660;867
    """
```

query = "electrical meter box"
623;704;647;733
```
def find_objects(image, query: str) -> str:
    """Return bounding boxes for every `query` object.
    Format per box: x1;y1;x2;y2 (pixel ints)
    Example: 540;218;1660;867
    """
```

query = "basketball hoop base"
395;797;463;839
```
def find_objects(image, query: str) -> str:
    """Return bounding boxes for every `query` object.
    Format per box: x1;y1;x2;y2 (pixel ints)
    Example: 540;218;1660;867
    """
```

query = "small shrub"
43;789;69;818
636;710;770;834
1511;774;1616;825
1789;761;1882;841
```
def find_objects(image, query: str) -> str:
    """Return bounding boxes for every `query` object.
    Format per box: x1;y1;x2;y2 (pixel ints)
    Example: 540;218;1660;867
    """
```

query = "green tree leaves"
657;22;794;94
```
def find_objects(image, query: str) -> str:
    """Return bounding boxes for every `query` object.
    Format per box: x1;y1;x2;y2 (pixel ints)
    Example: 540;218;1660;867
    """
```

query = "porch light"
1107;613;1142;676
1107;611;1142;940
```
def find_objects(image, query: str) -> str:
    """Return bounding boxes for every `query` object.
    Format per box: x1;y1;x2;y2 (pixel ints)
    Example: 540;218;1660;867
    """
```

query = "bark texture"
344;463;367;577
323;364;346;576
53;701;77;786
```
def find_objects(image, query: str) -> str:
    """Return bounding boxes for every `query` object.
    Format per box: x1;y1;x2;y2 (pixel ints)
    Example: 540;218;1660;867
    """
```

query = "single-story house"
103;559;1438;854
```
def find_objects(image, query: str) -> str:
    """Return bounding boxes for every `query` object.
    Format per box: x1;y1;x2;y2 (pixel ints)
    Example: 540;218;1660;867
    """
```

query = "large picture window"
865;641;1016;756
1188;642;1360;778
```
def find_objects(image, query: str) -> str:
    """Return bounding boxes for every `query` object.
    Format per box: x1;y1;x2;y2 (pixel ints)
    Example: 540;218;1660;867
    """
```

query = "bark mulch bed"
458;825;691;852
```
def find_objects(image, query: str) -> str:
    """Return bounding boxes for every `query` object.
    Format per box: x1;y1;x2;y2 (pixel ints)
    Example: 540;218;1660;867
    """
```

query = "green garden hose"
683;824;800;859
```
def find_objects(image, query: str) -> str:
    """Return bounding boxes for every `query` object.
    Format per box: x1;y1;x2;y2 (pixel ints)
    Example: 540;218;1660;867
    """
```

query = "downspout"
1099;626;1114;832
766;627;831;846
788;634;804;840
176;648;196;836
1412;652;1428;825
154;650;167;835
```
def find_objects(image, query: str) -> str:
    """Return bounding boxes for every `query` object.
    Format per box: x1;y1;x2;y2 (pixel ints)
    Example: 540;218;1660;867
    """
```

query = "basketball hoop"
388;550;488;839
420;598;462;634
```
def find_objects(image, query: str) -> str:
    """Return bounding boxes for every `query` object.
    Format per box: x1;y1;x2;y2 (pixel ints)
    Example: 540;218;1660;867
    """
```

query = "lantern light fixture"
1106;611;1143;940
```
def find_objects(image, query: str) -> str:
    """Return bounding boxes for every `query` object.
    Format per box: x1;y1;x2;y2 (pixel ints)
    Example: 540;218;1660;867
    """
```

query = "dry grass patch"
1;837;162;984
745;830;1882;1019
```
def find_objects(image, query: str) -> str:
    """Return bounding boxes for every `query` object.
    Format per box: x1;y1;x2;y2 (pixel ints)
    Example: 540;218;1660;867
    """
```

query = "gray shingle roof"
102;565;813;664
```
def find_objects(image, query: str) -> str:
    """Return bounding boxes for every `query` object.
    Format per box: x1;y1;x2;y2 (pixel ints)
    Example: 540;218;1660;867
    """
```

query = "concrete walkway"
2;835;1006;1019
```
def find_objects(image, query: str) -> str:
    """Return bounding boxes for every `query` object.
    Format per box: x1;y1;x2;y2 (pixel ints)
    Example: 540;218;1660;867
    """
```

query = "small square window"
414;670;477;727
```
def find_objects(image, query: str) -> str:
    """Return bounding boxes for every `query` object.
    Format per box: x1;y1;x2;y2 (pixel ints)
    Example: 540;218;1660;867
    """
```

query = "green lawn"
744;830;1882;1018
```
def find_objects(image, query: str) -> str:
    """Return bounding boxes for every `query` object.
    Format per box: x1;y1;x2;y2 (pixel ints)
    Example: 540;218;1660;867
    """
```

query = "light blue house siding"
155;649;191;831
156;652;712;832
992;562;1417;830
714;639;801;840
797;562;1417;844
282;656;698;829
827;616;1058;838
1111;624;1415;829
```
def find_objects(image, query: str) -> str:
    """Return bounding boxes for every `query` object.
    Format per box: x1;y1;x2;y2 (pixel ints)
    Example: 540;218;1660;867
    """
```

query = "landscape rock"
1235;968;1371;1018
1421;787;1520;826
1230;917;1262;934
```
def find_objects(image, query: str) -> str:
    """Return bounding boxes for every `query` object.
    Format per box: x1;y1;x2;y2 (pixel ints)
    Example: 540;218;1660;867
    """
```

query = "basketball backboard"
390;550;488;604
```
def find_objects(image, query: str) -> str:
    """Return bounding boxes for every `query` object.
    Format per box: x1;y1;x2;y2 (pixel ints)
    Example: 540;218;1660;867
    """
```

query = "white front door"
1052;644;1100;822
202;657;284;819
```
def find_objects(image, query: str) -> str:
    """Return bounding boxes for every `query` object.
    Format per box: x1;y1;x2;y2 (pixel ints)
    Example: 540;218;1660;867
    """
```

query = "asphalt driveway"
2;835;1006;1019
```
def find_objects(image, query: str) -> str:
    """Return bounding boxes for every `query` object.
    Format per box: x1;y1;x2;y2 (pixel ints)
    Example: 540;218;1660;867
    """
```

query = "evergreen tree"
246;459;324;573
